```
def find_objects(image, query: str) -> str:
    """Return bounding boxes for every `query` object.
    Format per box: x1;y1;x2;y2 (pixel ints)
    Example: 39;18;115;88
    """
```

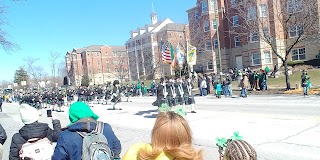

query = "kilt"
166;96;175;107
152;98;168;107
175;95;185;105
184;95;195;105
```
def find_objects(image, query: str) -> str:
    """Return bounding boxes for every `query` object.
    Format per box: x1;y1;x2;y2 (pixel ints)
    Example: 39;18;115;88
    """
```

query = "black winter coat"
0;124;7;145
9;120;61;160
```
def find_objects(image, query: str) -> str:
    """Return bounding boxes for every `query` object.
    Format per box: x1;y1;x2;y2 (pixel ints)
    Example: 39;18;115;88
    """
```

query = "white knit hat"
19;104;40;124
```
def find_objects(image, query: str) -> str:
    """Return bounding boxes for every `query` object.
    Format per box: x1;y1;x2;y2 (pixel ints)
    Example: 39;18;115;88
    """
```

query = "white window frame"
205;41;212;51
204;21;210;32
250;31;259;43
233;15;239;27
210;0;216;10
212;19;217;30
260;4;267;17
289;25;303;38
97;52;100;56
264;51;272;64
213;39;218;49
207;60;214;70
202;1;208;13
247;6;256;20
234;35;240;47
291;48;306;61
231;0;236;7
251;52;261;66
287;0;302;13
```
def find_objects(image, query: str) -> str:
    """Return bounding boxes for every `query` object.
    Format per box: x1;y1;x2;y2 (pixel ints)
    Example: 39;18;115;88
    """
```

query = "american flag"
161;41;171;64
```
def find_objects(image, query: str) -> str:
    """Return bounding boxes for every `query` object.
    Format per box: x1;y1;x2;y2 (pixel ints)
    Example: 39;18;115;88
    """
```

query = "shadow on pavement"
134;109;158;118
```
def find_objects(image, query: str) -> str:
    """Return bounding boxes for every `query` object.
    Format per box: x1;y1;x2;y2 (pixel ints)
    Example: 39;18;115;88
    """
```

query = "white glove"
173;93;177;98
164;92;168;97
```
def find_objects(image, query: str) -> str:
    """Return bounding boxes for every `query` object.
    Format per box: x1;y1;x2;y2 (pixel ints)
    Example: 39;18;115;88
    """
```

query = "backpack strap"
94;121;104;134
77;121;104;137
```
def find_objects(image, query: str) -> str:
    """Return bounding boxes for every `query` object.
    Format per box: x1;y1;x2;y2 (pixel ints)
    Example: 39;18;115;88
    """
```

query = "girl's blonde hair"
138;111;203;160
223;140;257;160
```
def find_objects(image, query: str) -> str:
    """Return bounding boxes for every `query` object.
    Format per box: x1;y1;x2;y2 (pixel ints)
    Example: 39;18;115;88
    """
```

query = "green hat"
68;102;99;125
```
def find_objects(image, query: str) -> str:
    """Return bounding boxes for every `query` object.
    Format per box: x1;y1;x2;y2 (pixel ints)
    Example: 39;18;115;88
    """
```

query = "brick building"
66;45;128;86
187;0;320;73
126;10;189;80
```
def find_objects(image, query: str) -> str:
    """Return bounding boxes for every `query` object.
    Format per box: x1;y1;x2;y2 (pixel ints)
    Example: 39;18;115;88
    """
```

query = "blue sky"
0;0;195;82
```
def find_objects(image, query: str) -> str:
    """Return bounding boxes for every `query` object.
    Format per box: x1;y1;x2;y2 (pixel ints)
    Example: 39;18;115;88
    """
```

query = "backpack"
78;121;114;160
19;137;54;160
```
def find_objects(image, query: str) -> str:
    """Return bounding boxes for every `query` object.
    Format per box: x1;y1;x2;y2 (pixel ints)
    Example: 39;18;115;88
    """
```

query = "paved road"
1;95;319;160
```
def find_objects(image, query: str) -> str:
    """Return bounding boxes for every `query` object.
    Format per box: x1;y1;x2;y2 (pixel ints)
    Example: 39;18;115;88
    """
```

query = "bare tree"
57;61;67;85
227;0;319;89
0;1;19;53
49;52;60;83
113;53;129;83
24;57;40;82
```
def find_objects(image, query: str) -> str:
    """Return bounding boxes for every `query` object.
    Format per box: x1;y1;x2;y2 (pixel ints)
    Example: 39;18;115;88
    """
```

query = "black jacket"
9;120;61;160
0;124;7;145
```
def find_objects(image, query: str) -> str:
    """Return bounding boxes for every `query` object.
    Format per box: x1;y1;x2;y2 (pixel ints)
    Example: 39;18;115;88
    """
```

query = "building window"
194;10;199;20
106;52;108;55
88;62;91;65
247;6;256;20
233;15;239;27
97;52;100;56
264;51;272;64
212;19;217;29
250;32;259;43
213;39;218;49
231;0;236;7
263;27;270;39
205;41;212;51
99;69;101;73
287;0;302;13
202;1;208;13
207;60;214;70
234;35;240;47
113;60;118;65
113;51;118;56
76;79;79;84
292;48;306;61
289;25;303;38
106;61;110;72
72;55;77;59
251;53;261;66
98;60;101;65
260;4;267;17
204;21;210;32
210;0;216;10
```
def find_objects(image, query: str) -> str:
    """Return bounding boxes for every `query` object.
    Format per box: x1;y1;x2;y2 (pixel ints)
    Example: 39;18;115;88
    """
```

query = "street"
1;95;320;160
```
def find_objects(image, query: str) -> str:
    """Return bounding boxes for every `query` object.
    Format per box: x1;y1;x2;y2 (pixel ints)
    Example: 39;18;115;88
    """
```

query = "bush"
287;61;304;67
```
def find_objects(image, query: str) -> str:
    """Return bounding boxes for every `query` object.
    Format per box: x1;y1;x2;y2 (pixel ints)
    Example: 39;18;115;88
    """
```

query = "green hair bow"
215;131;243;156
175;106;186;117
